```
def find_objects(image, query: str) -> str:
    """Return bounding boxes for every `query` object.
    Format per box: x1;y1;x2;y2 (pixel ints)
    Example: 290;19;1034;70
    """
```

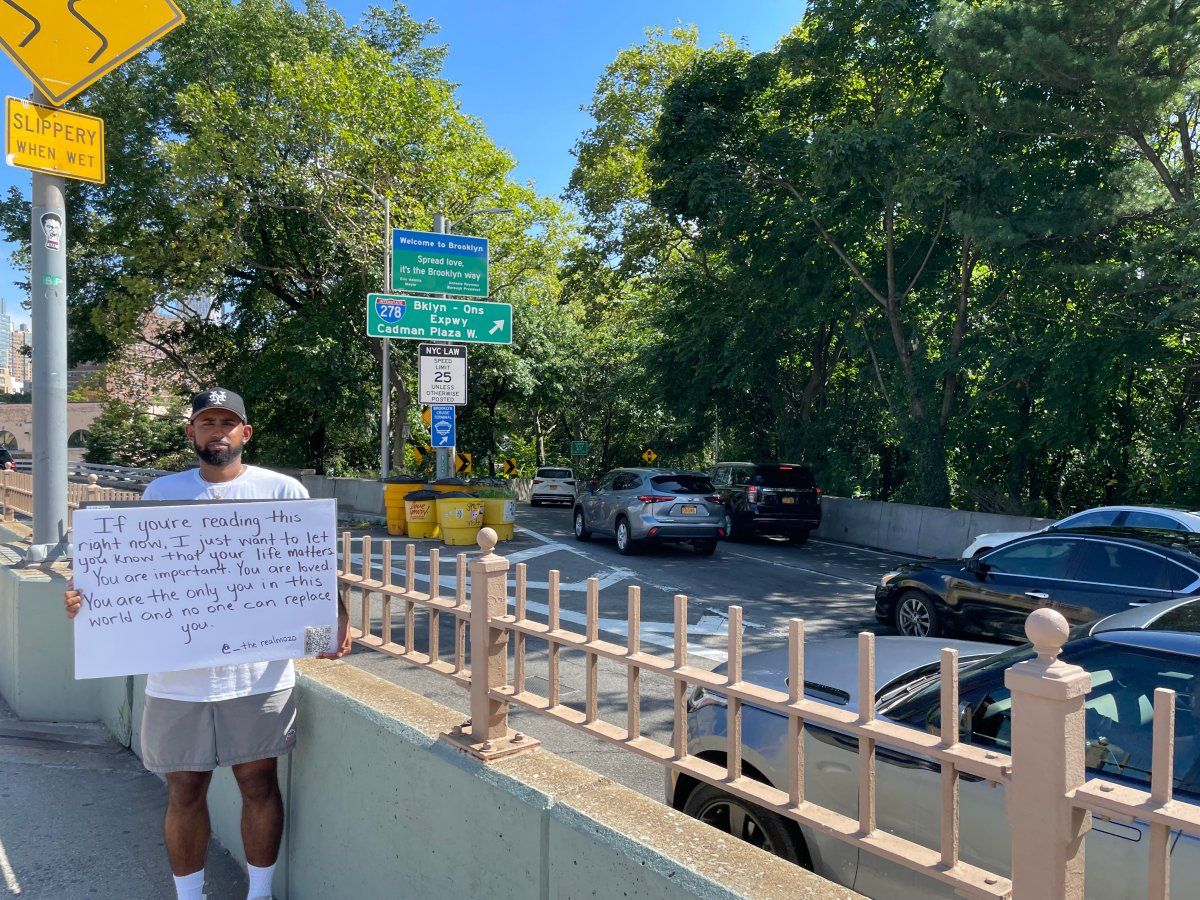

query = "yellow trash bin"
383;476;425;535
480;497;516;541
403;490;440;539
436;492;486;546
430;477;471;494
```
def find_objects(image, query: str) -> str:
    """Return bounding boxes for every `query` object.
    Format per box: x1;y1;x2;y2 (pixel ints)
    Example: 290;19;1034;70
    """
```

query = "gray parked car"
573;467;724;556
670;598;1200;897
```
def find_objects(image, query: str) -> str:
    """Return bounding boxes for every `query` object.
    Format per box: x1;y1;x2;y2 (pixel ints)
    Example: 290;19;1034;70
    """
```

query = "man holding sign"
65;388;351;900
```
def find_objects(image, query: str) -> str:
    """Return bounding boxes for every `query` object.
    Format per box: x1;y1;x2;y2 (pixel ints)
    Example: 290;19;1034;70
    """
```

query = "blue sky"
0;1;804;327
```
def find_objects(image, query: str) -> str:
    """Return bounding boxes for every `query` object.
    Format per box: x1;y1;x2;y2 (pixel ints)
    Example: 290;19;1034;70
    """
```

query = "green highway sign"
571;440;588;456
392;228;488;297
367;294;513;344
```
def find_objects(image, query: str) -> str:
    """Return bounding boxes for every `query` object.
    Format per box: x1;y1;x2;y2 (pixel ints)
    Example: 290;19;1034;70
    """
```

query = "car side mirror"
959;701;974;737
966;556;989;576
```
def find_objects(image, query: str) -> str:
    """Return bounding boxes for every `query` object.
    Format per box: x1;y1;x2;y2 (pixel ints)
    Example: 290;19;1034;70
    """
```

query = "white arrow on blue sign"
430;405;456;447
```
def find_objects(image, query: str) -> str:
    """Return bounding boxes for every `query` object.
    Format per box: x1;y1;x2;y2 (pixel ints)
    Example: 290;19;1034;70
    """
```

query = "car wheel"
787;529;809;545
573;508;592;542
695;539;718;557
682;783;810;867
894;590;941;638
723;510;738;541
615;518;637;555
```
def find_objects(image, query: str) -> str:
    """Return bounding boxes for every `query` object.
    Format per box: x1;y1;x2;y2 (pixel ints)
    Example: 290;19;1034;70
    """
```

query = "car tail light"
816;487;822;495
565;480;576;486
747;486;759;503
779;465;793;471
532;479;543;485
718;527;726;537
706;495;721;503
647;527;659;537
637;494;675;503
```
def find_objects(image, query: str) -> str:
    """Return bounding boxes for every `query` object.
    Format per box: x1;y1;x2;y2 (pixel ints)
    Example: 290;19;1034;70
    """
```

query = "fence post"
442;527;537;761
1005;608;1092;900
1;465;8;521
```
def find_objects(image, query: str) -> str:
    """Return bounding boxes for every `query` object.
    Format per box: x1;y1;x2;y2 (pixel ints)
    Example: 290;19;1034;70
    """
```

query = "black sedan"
875;527;1200;640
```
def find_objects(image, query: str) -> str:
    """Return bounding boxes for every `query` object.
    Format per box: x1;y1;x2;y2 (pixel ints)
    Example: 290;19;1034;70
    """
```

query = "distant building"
9;325;29;389
66;311;172;404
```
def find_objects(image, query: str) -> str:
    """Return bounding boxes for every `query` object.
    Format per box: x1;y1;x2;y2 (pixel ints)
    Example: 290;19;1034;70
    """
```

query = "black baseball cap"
190;387;247;423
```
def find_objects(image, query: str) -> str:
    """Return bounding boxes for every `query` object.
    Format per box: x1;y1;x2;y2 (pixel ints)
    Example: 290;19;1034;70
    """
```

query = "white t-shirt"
141;465;310;702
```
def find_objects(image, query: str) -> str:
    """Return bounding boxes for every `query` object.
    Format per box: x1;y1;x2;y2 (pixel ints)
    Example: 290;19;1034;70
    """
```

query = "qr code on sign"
304;626;334;655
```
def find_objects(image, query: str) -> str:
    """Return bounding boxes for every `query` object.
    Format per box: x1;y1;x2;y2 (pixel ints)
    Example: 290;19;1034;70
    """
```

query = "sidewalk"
0;694;247;899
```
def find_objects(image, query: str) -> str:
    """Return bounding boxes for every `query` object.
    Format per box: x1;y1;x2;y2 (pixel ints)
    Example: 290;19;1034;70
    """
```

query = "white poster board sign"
72;498;338;679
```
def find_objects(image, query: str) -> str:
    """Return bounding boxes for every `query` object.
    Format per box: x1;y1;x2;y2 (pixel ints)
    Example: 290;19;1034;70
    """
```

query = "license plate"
546;485;558;490
681;504;698;515
782;496;795;504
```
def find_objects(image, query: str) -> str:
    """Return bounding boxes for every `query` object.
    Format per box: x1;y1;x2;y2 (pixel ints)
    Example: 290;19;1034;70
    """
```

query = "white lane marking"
514;595;727;663
0;836;21;894
808;536;919;560
719;548;878;588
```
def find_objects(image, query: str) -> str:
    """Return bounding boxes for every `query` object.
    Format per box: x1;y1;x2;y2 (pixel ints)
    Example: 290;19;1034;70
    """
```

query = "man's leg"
164;769;215;874
232;757;283;867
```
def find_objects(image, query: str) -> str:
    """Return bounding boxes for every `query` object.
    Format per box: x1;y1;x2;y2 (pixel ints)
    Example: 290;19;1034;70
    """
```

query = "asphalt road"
338;501;925;801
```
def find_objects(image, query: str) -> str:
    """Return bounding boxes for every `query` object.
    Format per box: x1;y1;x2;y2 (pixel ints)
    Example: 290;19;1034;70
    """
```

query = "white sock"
246;862;276;899
173;870;205;900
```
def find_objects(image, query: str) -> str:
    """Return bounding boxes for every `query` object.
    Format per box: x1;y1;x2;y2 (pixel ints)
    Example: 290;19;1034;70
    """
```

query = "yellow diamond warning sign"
6;97;104;183
0;0;185;107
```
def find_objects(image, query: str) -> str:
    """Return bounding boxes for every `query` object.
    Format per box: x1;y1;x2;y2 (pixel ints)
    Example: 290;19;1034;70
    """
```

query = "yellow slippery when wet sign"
6;97;104;183
0;0;185;107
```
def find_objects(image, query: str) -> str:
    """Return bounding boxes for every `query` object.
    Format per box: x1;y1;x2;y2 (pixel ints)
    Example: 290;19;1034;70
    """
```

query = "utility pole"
29;88;69;561
432;213;454;481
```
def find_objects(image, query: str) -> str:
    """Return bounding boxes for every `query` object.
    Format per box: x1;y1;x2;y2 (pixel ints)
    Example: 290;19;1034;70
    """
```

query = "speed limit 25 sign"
418;343;468;405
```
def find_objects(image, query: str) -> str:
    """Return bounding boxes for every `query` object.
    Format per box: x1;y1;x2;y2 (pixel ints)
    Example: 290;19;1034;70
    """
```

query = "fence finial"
477;526;497;557
1026;608;1069;664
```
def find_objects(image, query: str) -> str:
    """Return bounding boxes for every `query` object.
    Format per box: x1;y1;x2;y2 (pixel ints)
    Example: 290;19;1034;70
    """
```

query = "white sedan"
963;505;1200;557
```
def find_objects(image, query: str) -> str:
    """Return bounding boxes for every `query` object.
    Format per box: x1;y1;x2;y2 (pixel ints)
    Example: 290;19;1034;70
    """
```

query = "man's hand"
317;598;351;660
64;581;83;620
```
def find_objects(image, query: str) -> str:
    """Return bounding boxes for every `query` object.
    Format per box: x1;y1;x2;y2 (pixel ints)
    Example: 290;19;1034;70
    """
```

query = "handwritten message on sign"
72;499;337;680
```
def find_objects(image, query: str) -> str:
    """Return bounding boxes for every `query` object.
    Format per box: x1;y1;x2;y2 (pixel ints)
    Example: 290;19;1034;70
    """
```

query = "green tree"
1;0;572;475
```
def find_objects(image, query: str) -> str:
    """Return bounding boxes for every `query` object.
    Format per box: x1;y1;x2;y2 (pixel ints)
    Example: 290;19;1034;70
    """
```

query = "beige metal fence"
339;529;1200;899
0;469;141;527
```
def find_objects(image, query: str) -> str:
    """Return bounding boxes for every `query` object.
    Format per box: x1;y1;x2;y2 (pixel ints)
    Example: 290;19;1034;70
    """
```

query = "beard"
194;438;244;467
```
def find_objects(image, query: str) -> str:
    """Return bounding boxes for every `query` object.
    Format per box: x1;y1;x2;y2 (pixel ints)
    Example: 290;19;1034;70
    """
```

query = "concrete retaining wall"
272;661;857;900
301;474;533;517
815;496;1051;558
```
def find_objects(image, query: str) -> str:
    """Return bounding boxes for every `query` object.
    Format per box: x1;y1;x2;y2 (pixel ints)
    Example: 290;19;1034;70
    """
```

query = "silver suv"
572;468;724;556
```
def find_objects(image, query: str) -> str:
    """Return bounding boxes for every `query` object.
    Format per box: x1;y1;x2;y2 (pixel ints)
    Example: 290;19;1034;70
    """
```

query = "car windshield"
752;466;815;488
651;474;713;494
537;469;572;479
889;633;1200;793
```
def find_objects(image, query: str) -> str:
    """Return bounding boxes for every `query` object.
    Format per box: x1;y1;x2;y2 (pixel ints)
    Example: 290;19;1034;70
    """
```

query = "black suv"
709;462;821;543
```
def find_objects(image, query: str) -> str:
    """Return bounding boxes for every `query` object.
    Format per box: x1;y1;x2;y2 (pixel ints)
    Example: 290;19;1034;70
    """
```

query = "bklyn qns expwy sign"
367;293;512;345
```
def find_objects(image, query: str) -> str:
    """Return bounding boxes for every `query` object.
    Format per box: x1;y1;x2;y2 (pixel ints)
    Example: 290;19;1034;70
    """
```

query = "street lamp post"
316;166;392;479
431;207;512;481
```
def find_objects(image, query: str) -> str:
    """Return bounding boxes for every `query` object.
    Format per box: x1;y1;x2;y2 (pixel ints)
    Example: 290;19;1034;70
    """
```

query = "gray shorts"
141;688;297;774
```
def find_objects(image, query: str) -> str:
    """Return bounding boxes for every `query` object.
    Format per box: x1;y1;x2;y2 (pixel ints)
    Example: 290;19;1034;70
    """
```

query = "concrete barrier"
815;496;1051;558
266;660;858;900
301;474;534;514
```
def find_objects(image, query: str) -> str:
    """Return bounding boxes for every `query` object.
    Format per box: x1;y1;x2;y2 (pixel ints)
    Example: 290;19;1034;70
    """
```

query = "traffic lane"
515;502;900;644
522;499;918;594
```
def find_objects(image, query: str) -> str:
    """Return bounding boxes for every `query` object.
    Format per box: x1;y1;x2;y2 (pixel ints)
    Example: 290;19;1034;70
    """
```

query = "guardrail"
338;528;1200;899
0;469;142;527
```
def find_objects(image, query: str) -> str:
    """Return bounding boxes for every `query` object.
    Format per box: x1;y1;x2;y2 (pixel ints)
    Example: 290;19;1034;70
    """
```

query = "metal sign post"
28;89;68;559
